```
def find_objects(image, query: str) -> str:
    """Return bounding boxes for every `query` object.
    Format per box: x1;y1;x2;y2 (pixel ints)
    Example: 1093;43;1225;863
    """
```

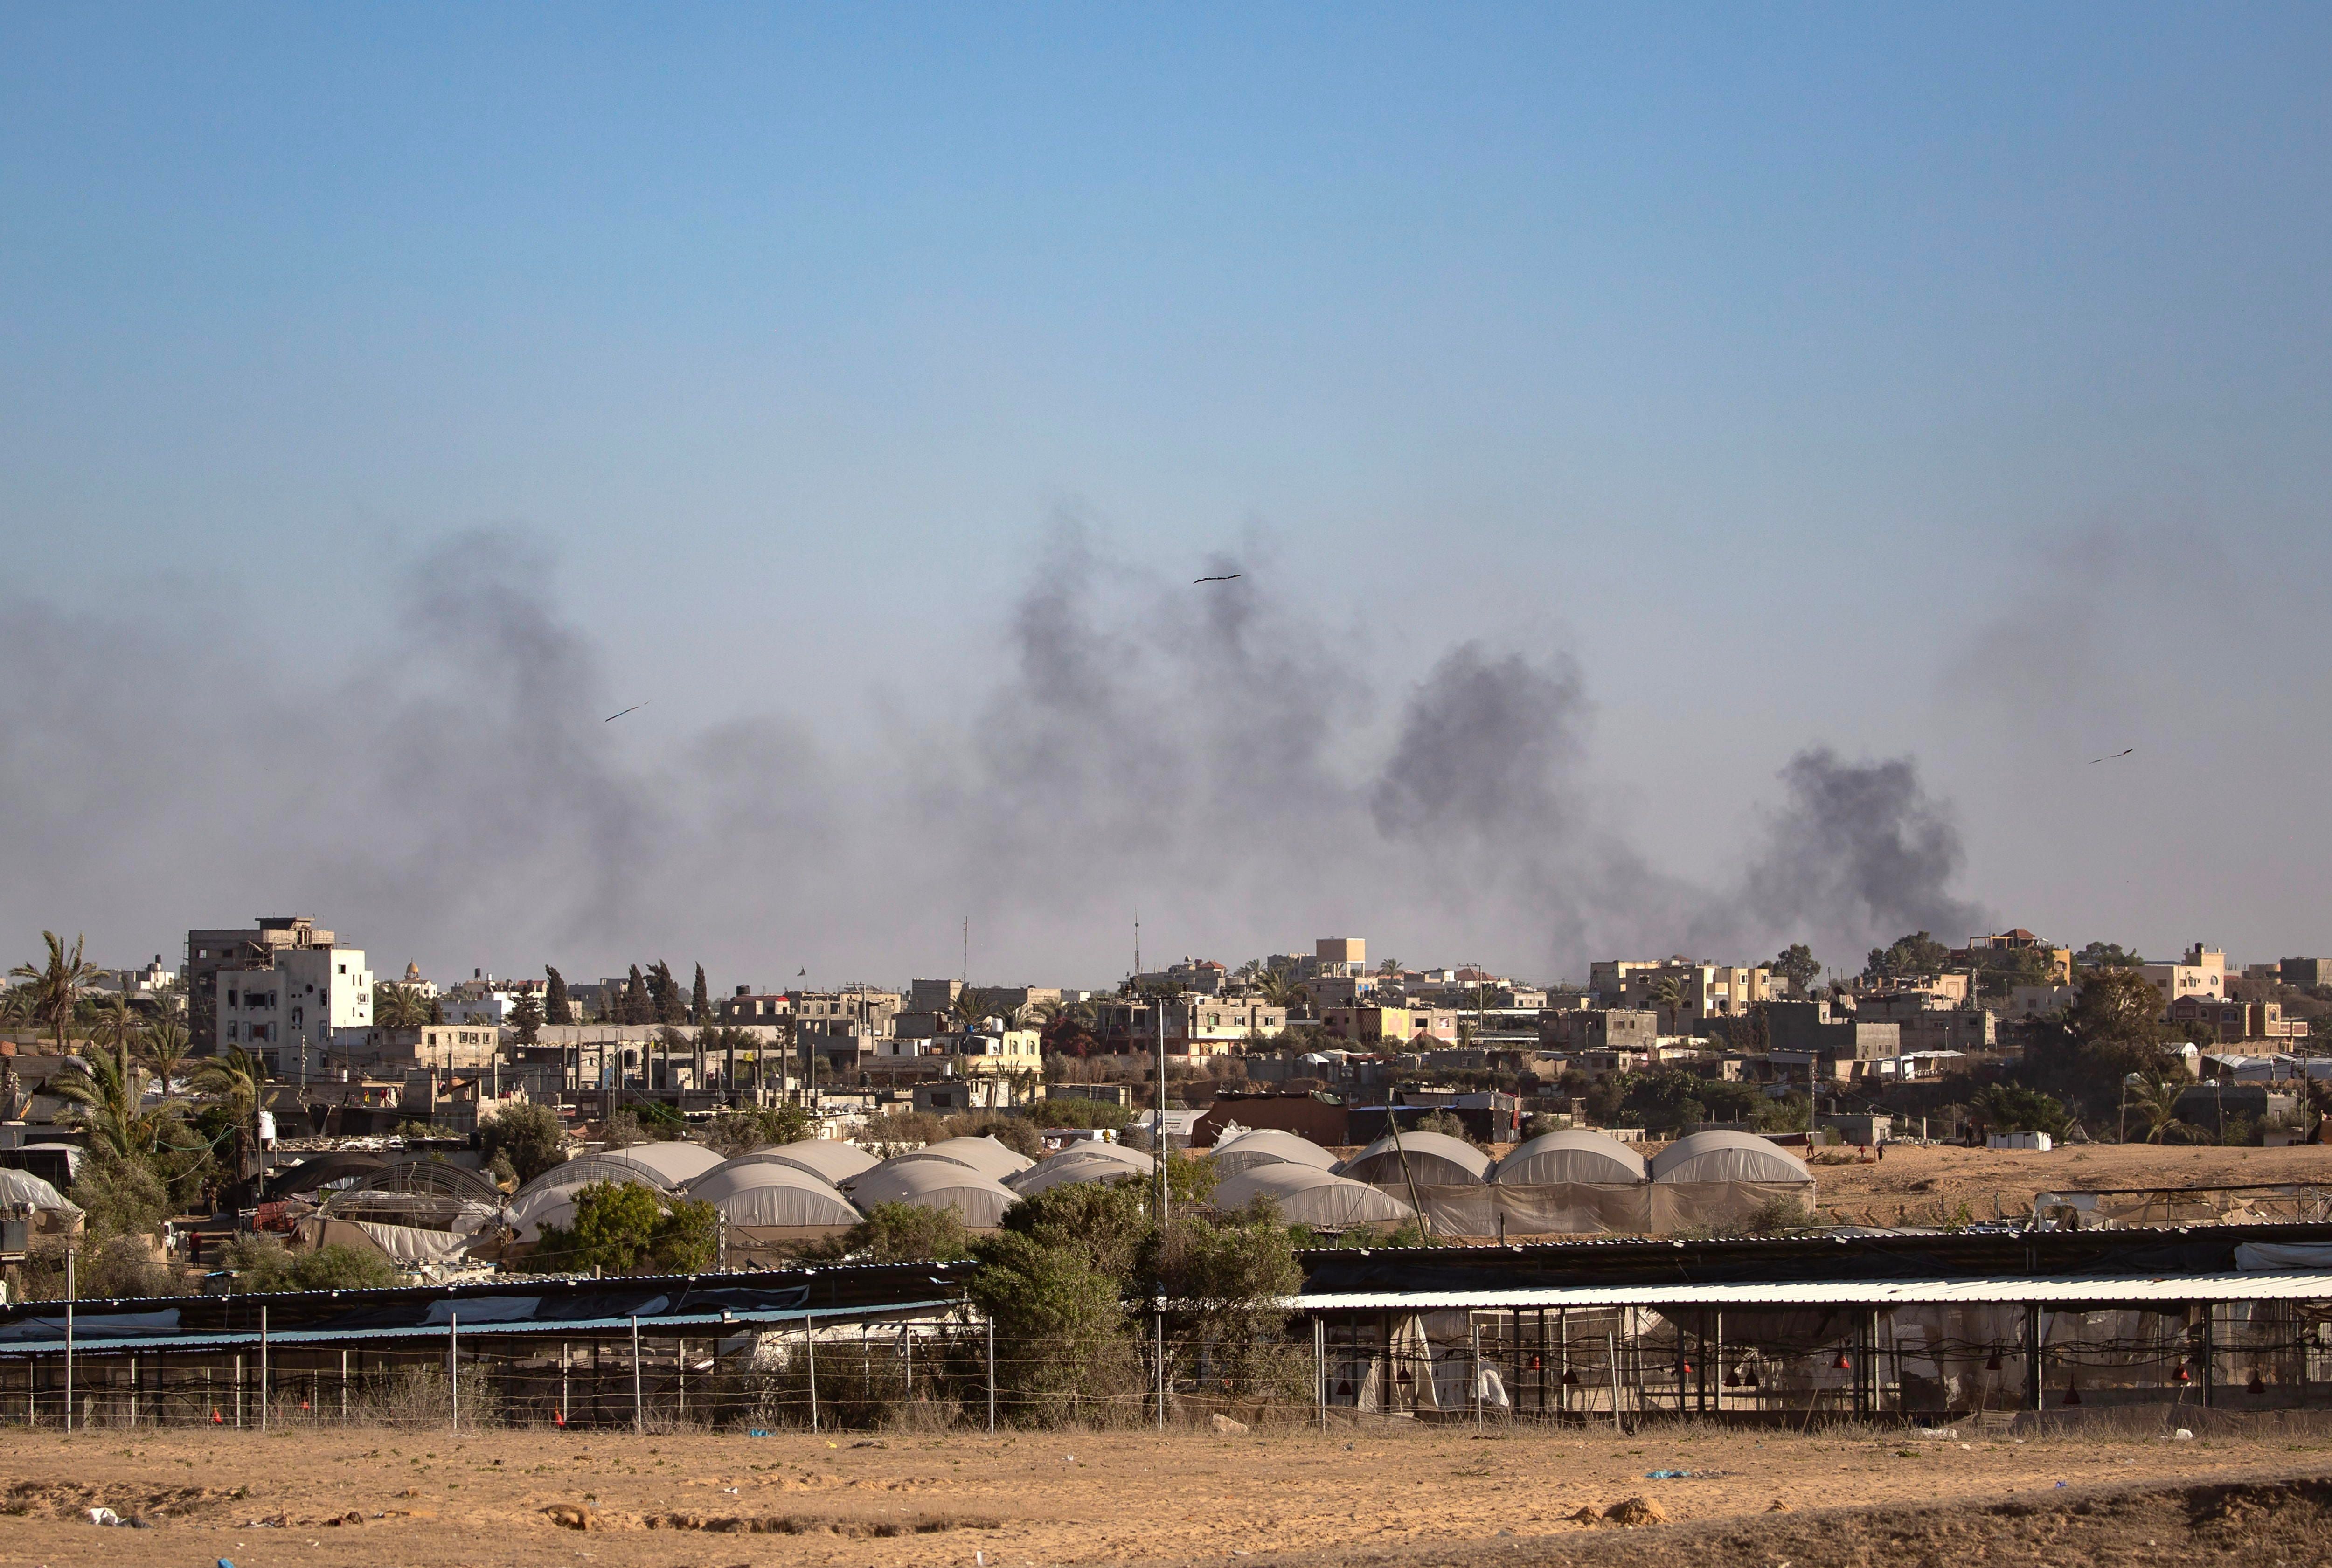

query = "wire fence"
8;1301;2331;1433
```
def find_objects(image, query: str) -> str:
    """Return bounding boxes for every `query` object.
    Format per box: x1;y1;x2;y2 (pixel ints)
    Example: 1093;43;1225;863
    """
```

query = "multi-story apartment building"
1610;960;1775;1022
212;935;375;1079
2143;944;2228;1005
185;916;339;1054
1321;1005;1460;1046
2168;996;2311;1052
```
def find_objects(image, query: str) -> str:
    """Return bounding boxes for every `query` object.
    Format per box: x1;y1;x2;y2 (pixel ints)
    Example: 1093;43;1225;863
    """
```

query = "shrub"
840;1202;970;1263
218;1235;407;1292
526;1181;717;1275
1029;1096;1132;1131
479;1101;572;1183
71;1155;171;1239
706;1103;812;1157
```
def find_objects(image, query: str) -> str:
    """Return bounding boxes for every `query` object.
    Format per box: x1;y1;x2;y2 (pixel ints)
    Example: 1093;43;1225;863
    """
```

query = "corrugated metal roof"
1294;1270;2332;1311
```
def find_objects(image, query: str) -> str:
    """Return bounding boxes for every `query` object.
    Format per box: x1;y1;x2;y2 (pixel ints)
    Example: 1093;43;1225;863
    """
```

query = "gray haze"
0;526;1982;989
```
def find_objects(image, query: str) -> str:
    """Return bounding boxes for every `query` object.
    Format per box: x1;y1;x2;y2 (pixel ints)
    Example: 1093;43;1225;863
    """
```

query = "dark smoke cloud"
0;524;1979;986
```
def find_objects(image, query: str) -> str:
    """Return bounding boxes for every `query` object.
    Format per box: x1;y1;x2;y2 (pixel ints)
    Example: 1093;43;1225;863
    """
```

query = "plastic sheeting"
1210;1129;1340;1178
1338;1131;1492;1187
691;1165;863;1228
1212;1165;1416;1228
1490;1131;1647;1187
599;1141;726;1186
1396;1180;1816;1240
847;1159;1022;1227
738;1140;881;1186
1007;1146;1153;1195
866;1136;1034;1185
514;1152;679;1200
0;1167;76;1214
1648;1131;1812;1186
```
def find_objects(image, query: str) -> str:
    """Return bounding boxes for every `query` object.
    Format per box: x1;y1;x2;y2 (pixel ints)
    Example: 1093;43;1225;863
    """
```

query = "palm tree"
141;1017;191;1095
49;1038;179;1164
189;1045;271;1179
10;931;105;1052
1643;975;1685;1034
1255;965;1306;1019
2126;1072;2187;1144
91;993;142;1062
374;982;430;1030
951;989;994;1034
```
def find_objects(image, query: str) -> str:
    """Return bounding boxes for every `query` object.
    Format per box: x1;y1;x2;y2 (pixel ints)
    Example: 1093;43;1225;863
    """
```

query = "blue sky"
4;6;2328;983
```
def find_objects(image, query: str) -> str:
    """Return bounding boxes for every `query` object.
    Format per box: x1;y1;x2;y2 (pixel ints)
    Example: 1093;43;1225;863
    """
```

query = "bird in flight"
2088;747;2135;764
1194;573;1242;583
604;701;651;723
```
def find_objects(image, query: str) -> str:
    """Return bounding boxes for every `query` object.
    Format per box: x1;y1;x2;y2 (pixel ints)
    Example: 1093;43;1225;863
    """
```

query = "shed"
1649;1130;1813;1186
1337;1131;1492;1187
1489;1130;1648;1187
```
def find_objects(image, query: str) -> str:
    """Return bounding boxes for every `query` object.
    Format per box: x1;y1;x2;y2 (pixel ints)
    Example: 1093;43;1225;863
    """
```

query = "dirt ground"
1798;1140;2332;1227
3;1416;2331;1567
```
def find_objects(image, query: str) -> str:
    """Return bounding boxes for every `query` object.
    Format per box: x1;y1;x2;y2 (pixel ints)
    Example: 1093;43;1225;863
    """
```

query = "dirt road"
3;1417;2328;1567
1803;1139;2332;1226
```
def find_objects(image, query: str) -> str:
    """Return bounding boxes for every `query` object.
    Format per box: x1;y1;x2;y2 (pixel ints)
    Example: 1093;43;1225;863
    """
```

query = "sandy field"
3;1416;2331;1568
1799;1140;2332;1227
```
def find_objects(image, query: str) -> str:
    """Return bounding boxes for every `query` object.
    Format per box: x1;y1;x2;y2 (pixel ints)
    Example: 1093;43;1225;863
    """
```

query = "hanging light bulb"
2249;1368;2266;1394
1561;1367;1580;1387
1985;1347;2003;1372
1744;1367;1760;1389
1723;1367;1742;1389
1834;1351;1853;1371
2175;1365;2192;1385
2063;1380;2081;1407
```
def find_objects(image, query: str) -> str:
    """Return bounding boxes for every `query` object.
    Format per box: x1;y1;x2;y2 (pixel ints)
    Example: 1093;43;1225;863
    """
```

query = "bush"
15;1234;187;1301
1030;1096;1132;1131
838;1201;971;1263
706;1103;812;1156
71;1155;171;1239
525;1181;717;1275
479;1101;572;1184
967;1230;1141;1426
1412;1110;1478;1146
217;1235;408;1292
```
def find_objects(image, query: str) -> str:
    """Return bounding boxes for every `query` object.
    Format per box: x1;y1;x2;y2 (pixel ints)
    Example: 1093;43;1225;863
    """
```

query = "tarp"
1338;1131;1492;1186
1491;1131;1647;1186
1648;1131;1813;1186
514;1152;678;1199
2237;1241;2332;1270
0;1167;77;1214
847;1159;1021;1226
1210;1129;1340;1177
1212;1165;1416;1228
350;1219;472;1266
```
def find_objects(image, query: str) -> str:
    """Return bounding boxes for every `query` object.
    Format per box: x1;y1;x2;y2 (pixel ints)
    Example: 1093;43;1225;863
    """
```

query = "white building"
2142;944;2227;1005
215;944;375;1080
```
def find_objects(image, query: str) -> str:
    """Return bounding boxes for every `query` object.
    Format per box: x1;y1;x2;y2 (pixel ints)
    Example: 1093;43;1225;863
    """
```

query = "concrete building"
1764;1000;1900;1063
2283;957;2332;991
2007;984;2080;1017
2168;996;2311;1053
185;916;339;1054
1321;1006;1459;1046
212;937;375;1080
1959;929;2073;984
1593;958;1773;1020
1542;1008;1660;1051
1853;991;1997;1053
2143;944;2228;1005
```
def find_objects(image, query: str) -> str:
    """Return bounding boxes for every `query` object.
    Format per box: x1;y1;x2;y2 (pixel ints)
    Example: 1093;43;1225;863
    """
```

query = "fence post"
1605;1332;1620;1434
986;1317;995;1434
1154;1307;1166;1431
630;1315;643;1435
449;1312;459;1433
236;1352;244;1429
1314;1317;1325;1432
560;1342;569;1428
130;1352;138;1427
340;1347;348;1422
1471;1323;1482;1430
260;1306;269;1432
62;1289;73;1434
804;1313;819;1433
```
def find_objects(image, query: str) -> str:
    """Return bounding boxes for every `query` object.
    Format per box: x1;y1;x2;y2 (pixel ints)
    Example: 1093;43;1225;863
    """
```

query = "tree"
188;1045;270;1179
509;992;545;1047
374;982;430;1030
1770;944;1821;993
427;994;445;1025
545;966;575;1026
1254;966;1305;1018
525;1182;717;1275
2069;969;2168;1049
10;931;104;1051
479;1101;570;1183
2125;1071;2189;1144
1641;975;1686;1031
1972;1082;2068;1137
968;1228;1140;1426
90;994;142;1062
70;1155;173;1238
646;961;685;1026
140;1016;191;1093
220;1235;403;1292
49;1035;175;1164
1865;932;1951;983
705;1102;812;1155
621;965;652;1026
691;964;711;1025
840;1201;971;1263
2076;942;2145;971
